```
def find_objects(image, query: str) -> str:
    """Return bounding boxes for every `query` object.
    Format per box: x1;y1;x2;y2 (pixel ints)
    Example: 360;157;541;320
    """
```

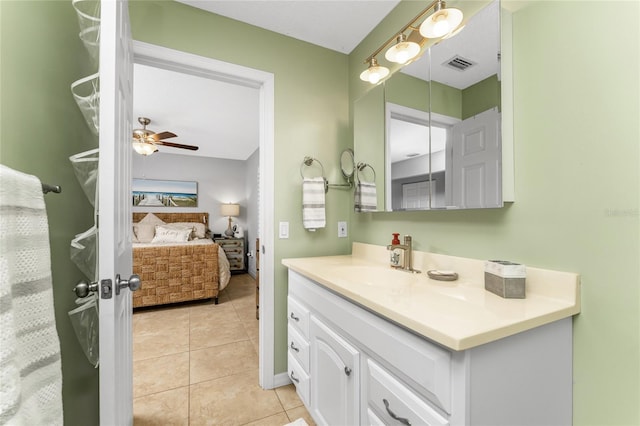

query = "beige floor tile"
275;384;304;411
190;340;258;384
189;372;283;426
133;308;190;361
285;406;315;426
134;352;189;398
133;386;189;426
190;318;249;351
242;412;290;426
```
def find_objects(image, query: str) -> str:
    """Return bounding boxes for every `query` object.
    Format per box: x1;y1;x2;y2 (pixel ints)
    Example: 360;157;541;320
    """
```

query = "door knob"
72;280;99;298
115;274;141;295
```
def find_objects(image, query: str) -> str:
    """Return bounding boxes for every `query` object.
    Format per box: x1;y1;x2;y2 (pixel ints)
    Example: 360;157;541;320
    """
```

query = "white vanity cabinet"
287;269;573;426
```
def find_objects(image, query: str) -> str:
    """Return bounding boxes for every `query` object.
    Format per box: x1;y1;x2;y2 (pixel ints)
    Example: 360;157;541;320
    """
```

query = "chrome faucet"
386;235;420;273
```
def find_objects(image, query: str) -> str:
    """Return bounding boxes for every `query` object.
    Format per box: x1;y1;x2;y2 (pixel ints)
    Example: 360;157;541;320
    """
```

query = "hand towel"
354;180;377;212
302;177;326;231
0;165;64;426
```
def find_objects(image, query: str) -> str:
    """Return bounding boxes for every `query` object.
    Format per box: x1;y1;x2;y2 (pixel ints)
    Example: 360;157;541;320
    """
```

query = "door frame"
132;41;276;388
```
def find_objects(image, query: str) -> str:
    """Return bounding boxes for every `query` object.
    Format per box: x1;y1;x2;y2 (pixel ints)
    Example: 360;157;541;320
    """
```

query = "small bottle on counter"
389;233;402;267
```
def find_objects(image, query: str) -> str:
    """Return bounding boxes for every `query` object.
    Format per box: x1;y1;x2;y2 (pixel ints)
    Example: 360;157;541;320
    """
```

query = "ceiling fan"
132;117;199;156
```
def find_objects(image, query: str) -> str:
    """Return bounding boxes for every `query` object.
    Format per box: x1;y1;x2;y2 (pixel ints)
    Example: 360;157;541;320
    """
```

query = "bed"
131;212;231;308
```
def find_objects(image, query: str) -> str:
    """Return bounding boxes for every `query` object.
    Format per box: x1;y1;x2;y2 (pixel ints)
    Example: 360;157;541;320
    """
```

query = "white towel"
0;165;64;426
302;177;326;231
354;180;377;212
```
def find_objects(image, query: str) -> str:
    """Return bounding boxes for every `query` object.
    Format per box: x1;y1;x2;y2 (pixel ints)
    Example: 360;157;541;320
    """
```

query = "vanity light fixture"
359;57;390;84
360;0;464;85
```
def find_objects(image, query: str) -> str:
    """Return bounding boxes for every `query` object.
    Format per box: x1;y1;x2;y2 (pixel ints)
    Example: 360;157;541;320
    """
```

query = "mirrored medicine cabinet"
354;0;513;212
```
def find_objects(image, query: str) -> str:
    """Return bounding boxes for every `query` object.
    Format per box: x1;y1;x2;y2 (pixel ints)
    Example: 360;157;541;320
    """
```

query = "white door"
98;0;135;424
310;317;359;426
451;108;501;208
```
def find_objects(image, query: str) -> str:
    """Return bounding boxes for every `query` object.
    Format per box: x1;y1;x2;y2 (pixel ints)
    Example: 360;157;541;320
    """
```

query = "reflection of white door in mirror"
449;107;501;208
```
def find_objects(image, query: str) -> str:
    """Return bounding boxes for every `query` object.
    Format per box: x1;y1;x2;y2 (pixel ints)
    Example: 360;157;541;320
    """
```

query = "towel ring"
300;156;329;193
300;156;326;180
356;162;376;182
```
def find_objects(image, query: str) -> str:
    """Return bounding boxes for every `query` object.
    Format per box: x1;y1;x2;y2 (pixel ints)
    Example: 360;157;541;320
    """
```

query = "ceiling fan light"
132;140;157;156
385;34;421;64
419;1;463;38
360;58;390;84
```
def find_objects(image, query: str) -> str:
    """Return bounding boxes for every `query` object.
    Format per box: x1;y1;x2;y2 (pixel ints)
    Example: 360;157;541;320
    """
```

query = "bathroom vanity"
282;243;580;426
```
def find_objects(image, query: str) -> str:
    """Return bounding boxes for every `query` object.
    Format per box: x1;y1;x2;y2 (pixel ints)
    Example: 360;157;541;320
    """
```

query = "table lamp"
220;203;240;237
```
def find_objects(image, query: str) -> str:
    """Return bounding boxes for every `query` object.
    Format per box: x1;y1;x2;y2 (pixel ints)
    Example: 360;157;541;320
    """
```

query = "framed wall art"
132;179;197;207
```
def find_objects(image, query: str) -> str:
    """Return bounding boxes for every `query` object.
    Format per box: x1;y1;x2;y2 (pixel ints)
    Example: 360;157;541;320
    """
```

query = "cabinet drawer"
287;296;310;338
365;359;448;426
288;324;310;372
218;240;243;248
288;352;310;407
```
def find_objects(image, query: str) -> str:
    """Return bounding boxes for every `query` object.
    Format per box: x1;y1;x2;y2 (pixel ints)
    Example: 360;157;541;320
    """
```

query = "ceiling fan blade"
155;141;199;151
150;131;177;141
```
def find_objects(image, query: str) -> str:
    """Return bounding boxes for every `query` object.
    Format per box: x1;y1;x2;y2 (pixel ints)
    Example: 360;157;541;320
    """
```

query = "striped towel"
0;165;63;425
354;180;377;212
302;177;326;231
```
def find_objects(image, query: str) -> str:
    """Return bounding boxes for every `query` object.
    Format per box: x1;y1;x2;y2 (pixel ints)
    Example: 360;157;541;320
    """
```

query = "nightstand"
214;237;246;273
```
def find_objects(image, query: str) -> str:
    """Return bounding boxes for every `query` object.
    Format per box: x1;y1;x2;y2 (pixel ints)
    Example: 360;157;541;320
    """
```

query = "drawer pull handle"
290;312;300;322
290;341;300;352
290;370;300;383
383;399;411;426
344;366;352;376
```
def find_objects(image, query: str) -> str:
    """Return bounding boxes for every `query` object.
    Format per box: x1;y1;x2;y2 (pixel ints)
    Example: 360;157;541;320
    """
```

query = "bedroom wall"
132;152;249;236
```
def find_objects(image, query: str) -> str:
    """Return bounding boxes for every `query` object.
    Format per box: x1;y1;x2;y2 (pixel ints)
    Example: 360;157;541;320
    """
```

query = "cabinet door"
310;316;359;426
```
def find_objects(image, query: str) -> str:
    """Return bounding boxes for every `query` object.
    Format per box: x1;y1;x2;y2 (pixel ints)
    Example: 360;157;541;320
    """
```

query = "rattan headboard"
133;212;209;227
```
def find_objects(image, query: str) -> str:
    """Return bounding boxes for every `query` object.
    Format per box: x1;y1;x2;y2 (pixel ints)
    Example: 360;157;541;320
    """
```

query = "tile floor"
133;273;315;426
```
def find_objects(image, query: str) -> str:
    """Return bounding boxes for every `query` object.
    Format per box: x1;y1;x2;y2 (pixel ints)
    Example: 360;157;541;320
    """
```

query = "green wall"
350;1;640;425
0;1;100;425
128;0;352;375
2;1;638;425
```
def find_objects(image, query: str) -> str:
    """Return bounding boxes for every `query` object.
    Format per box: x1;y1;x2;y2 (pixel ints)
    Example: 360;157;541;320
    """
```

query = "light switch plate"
338;221;347;238
279;221;289;239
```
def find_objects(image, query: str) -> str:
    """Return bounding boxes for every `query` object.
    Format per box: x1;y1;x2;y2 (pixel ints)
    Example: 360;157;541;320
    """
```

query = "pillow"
133;223;156;243
151;225;192;243
163;223;196;240
139;213;166;226
169;222;207;239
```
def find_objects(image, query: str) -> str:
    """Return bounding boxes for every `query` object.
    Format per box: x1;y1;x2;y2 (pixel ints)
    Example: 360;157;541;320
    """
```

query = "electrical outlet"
338;221;348;238
279;221;289;239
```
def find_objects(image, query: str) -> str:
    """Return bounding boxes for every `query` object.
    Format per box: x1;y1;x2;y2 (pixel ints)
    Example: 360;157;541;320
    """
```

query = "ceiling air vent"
443;55;476;71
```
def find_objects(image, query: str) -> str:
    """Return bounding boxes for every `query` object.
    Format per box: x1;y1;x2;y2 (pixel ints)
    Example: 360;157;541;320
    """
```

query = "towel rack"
356;162;376;182
42;183;62;194
300;156;353;193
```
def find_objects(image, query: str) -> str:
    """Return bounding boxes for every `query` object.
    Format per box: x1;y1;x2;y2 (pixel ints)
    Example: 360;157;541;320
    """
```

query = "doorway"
132;41;275;388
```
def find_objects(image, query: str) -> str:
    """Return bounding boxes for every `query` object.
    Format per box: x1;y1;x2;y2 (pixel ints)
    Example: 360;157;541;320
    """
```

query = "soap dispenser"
390;233;402;267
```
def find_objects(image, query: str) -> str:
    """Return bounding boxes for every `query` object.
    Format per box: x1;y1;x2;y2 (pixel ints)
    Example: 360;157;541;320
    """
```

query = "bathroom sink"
329;264;423;288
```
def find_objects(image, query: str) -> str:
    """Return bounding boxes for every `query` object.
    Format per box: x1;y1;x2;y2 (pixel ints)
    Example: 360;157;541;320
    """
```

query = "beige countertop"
282;243;580;351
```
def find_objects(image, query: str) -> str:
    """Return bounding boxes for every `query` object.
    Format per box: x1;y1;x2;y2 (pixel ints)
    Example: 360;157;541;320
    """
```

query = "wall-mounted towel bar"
300;156;353;193
42;183;62;194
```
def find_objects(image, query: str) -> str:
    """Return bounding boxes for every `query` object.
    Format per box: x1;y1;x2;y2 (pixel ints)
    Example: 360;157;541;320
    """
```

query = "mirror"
340;148;355;182
355;0;504;211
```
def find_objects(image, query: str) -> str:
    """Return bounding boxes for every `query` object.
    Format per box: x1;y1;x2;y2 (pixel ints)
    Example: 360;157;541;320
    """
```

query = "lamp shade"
419;4;463;38
359;58;390;84
132;140;157;156
220;203;240;217
385;35;420;64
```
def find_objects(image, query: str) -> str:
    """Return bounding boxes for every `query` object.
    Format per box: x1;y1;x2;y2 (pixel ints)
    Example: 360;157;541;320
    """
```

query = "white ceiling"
175;0;401;55
135;0;400;159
